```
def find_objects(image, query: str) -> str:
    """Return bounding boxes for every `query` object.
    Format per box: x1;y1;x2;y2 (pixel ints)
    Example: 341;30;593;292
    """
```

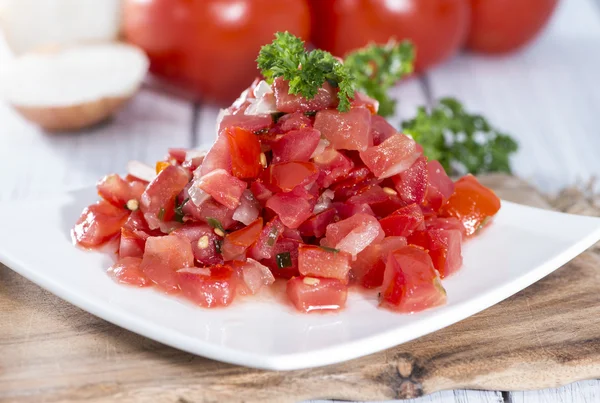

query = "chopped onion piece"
215;108;230;133
188;181;211;206
310;138;330;160
185;149;207;161
245;95;277;115
313;189;335;214
127;160;156;182
177;267;211;276
253;80;273;98
233;189;260;225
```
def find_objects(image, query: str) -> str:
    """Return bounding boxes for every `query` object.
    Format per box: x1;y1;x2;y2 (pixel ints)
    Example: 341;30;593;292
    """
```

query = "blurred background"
0;0;599;200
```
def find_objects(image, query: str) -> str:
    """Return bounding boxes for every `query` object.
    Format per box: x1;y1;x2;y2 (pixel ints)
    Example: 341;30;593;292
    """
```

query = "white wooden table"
1;0;599;402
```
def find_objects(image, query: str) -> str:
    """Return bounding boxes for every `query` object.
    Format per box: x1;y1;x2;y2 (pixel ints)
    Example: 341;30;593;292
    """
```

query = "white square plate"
1;187;599;370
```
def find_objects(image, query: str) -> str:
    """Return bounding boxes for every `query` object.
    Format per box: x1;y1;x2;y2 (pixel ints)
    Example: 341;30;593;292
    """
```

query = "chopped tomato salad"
72;77;501;314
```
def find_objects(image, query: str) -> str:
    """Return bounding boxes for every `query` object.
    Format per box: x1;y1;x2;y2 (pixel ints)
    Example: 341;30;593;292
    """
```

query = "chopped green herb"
257;32;355;112
320;245;340;253
254;127;269;135
276;252;293;269
174;197;189;223
266;226;280;247
345;39;415;117
402;98;519;175
214;239;223;254
206;217;225;233
157;207;166;221
304;111;317;117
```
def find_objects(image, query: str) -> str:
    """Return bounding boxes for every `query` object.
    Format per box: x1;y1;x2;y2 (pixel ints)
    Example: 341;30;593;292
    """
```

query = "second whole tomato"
123;0;311;104
466;0;559;54
310;0;470;72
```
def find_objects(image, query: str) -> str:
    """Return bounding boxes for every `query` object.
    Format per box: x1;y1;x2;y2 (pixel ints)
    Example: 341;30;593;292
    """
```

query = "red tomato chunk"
73;76;503;315
287;276;348;313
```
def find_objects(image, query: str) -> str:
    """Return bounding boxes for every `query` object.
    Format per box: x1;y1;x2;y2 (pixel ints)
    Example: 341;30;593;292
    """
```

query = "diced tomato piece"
97;174;137;208
271;128;321;163
427;228;463;278
392;156;428;205
250;180;274;205
141;235;194;292
286;276;348;313
219;113;272;133
199;134;232;176
370;192;405;218
167;148;188;164
266;193;313;229
379;204;425;237
221;218;263;261
225;126;262;179
278;111;312;131
140;165;189;230
171;224;223;266
107;257;151;287
265;161;319;192
273;77;337;113
347;185;389;205
352;236;407;288
182;198;236;230
440;174;501;236
314;107;371;151
360;134;421;179
235;258;275;295
72;200;128;248
198;169;247;210
122;209;156;239
119;228;145;258
332;202;376;220
324;213;384;257
176;265;236;308
426;216;467;239
261;237;301;279
233;189;261;225
370;114;397;146
423;160;455;213
298;208;336;238
351;91;379;115
250;216;285;260
313;148;354;188
380;245;447;313
298;245;352;284
330;168;380;201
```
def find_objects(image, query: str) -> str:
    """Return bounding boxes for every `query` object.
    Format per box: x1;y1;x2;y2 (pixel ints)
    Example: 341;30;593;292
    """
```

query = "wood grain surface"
1;175;599;403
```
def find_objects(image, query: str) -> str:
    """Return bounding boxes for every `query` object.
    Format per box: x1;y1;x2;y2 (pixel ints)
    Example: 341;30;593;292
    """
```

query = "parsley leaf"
276;252;293;269
206;217;225;234
402;98;519;175
344;40;415;117
257;32;356;112
174;197;189;223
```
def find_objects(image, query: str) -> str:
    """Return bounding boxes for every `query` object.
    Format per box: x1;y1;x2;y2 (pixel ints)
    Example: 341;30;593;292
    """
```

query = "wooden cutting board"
1;174;599;403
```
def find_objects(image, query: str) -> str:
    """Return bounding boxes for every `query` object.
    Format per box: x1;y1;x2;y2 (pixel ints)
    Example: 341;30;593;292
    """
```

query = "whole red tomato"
466;0;559;54
123;0;311;104
310;0;470;72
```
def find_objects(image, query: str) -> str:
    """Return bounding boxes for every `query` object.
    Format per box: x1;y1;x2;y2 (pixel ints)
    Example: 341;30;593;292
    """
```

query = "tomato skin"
287;276;348;313
225;127;263;180
123;0;311;104
310;0;470;72
440;174;501;236
467;0;558;54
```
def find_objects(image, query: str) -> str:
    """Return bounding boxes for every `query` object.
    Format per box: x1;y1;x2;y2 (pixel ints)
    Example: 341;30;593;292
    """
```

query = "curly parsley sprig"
257;32;355;112
402;98;519;175
345;40;415;117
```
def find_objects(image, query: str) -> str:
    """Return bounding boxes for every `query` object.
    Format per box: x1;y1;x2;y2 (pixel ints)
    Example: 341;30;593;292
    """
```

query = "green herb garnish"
402;98;518;175
206;217;225;233
345;39;414;117
276;252;293;269
320;246;340;253
174;197;189;223
271;112;286;123
157;207;166;221
257;32;355;112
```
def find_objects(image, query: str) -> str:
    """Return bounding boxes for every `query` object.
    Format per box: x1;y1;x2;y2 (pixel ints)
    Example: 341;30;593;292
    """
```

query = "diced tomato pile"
72;79;501;314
